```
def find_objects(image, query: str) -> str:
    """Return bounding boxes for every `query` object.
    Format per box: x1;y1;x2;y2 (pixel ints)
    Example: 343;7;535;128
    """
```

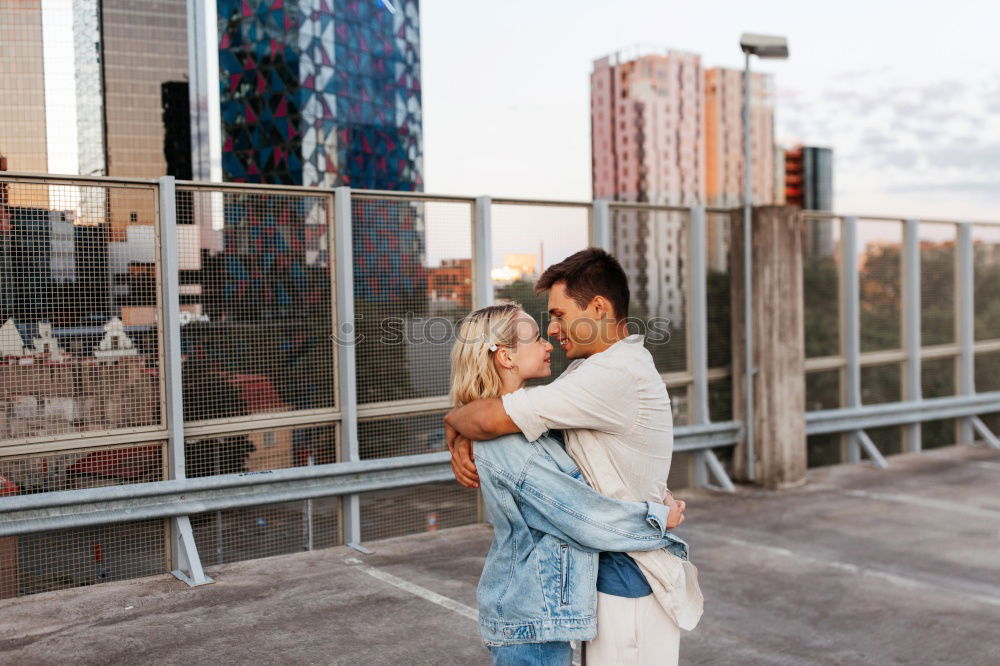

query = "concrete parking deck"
1;444;998;665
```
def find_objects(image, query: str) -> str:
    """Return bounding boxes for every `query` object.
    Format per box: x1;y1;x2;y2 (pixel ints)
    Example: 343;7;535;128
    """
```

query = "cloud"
925;141;1000;170
887;181;1000;196
881;149;921;169
859;129;895;148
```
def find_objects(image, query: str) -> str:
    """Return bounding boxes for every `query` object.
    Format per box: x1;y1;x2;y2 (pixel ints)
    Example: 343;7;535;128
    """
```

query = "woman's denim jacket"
473;433;689;647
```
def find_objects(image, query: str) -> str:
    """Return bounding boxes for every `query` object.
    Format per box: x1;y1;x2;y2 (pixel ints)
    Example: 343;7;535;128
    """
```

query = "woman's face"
509;311;553;380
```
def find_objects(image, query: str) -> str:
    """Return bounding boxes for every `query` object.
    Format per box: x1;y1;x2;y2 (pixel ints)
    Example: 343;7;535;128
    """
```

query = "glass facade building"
1;0;424;191
216;0;423;189
102;0;190;179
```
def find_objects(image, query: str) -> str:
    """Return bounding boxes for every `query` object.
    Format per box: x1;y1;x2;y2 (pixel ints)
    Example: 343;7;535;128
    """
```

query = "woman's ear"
496;346;515;371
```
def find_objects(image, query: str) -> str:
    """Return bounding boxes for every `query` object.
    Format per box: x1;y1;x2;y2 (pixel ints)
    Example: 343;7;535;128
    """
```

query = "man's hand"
445;418;459;454
450;433;480;488
663;490;686;530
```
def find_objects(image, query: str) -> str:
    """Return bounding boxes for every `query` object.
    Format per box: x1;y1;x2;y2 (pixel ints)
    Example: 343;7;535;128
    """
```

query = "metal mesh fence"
491;202;590;383
352;196;473;406
706;211;733;422
359;481;479;542
973;224;1000;343
861;363;902;405
921;419;957;450
609;204;689;376
9;519;166;599
861;363;904;455
808;434;842;469
175;186;336;426
802;215;844;469
0;179;164;445
806;369;842;468
708;377;733;422
359;410;448;460
668;385;690;427
922;356;956;399
191;497;341;569
3;172;999;597
186;424;338;478
858;220;902;354
976;351;1000;393
921;356;957;449
802;216;841;359
806;369;841;412
0;442;164;494
919;223;956;346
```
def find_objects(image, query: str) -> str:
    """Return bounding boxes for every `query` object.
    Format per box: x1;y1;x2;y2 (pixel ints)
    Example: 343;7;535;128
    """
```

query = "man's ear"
591;295;611;320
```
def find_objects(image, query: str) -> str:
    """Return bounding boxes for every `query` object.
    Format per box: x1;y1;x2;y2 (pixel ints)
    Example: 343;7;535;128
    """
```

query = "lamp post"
739;33;788;482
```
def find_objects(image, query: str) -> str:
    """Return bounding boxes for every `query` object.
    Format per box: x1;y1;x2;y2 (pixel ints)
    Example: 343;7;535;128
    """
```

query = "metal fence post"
956;222;975;445
903;219;922;453
158;176;212;586
473;196;494;309
333;187;362;546
689;206;732;491
472;196;494;523
689;206;709;427
842;216;862;463
590;199;611;251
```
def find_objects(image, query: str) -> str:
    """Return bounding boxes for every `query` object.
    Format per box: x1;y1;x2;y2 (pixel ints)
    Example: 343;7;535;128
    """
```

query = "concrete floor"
1;444;999;665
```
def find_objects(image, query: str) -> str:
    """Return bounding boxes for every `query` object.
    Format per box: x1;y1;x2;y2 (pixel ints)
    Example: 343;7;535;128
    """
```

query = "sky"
418;0;1000;267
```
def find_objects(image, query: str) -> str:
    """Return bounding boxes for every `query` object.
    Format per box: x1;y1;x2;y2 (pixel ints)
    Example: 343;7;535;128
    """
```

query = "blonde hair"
449;303;523;406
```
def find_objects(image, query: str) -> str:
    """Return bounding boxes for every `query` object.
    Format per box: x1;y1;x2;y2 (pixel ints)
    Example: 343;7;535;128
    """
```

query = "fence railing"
0;171;998;598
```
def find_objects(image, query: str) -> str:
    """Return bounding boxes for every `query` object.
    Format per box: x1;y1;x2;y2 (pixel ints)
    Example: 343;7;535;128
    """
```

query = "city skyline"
420;0;1000;261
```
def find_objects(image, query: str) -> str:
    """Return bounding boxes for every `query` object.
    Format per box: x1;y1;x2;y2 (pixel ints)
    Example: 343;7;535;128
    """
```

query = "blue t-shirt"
548;429;653;598
597;552;653;597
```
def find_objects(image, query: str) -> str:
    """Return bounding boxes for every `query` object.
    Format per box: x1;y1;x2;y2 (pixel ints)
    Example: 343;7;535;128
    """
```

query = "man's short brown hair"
536;247;630;319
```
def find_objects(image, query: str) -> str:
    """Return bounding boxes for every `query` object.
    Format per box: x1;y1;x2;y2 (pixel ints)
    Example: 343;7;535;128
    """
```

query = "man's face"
546;282;600;360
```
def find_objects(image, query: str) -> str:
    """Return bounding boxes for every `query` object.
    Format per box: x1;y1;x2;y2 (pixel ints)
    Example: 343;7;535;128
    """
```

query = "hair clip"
488;343;498;352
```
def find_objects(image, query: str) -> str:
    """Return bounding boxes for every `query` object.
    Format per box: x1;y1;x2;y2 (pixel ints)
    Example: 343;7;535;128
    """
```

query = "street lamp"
739;32;788;482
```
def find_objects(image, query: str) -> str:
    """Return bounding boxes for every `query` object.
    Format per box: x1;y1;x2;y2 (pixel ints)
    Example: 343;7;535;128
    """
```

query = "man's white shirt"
501;334;673;505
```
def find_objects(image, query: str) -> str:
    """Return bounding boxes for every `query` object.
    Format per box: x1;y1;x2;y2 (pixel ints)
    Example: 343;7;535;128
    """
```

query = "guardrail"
1;170;999;598
0;421;744;538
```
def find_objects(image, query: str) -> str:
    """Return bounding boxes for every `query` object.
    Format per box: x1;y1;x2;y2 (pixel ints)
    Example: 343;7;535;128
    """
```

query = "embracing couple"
444;248;704;666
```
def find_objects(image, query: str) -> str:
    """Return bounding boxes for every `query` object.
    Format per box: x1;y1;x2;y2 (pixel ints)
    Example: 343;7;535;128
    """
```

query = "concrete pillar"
730;206;807;488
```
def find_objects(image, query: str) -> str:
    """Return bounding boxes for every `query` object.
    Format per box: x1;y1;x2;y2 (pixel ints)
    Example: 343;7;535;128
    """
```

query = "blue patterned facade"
217;0;423;191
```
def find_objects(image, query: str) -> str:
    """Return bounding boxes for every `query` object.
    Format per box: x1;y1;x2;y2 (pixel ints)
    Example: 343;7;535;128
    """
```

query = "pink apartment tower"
591;51;778;306
591;50;703;324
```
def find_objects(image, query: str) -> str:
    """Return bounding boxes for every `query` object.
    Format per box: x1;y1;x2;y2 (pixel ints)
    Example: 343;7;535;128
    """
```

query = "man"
446;248;699;664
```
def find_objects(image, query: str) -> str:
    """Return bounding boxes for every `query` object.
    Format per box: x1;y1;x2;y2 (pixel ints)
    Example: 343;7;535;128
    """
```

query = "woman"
449;303;695;666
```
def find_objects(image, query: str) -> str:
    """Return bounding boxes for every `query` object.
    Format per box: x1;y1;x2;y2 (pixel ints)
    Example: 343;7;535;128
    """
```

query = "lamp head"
740;33;789;59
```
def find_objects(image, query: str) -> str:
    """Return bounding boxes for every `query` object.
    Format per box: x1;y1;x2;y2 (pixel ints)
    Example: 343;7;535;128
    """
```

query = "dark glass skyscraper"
216;0;424;190
785;145;833;211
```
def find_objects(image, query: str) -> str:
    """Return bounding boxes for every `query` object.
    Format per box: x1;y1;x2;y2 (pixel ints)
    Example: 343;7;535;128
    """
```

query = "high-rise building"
785;145;833;211
591;51;704;324
786;145;834;256
704;68;776;208
773;145;787;206
102;0;190;179
591;52;783;296
0;0;428;309
210;0;423;189
703;68;778;272
0;2;48;176
1;0;424;191
591;51;705;205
